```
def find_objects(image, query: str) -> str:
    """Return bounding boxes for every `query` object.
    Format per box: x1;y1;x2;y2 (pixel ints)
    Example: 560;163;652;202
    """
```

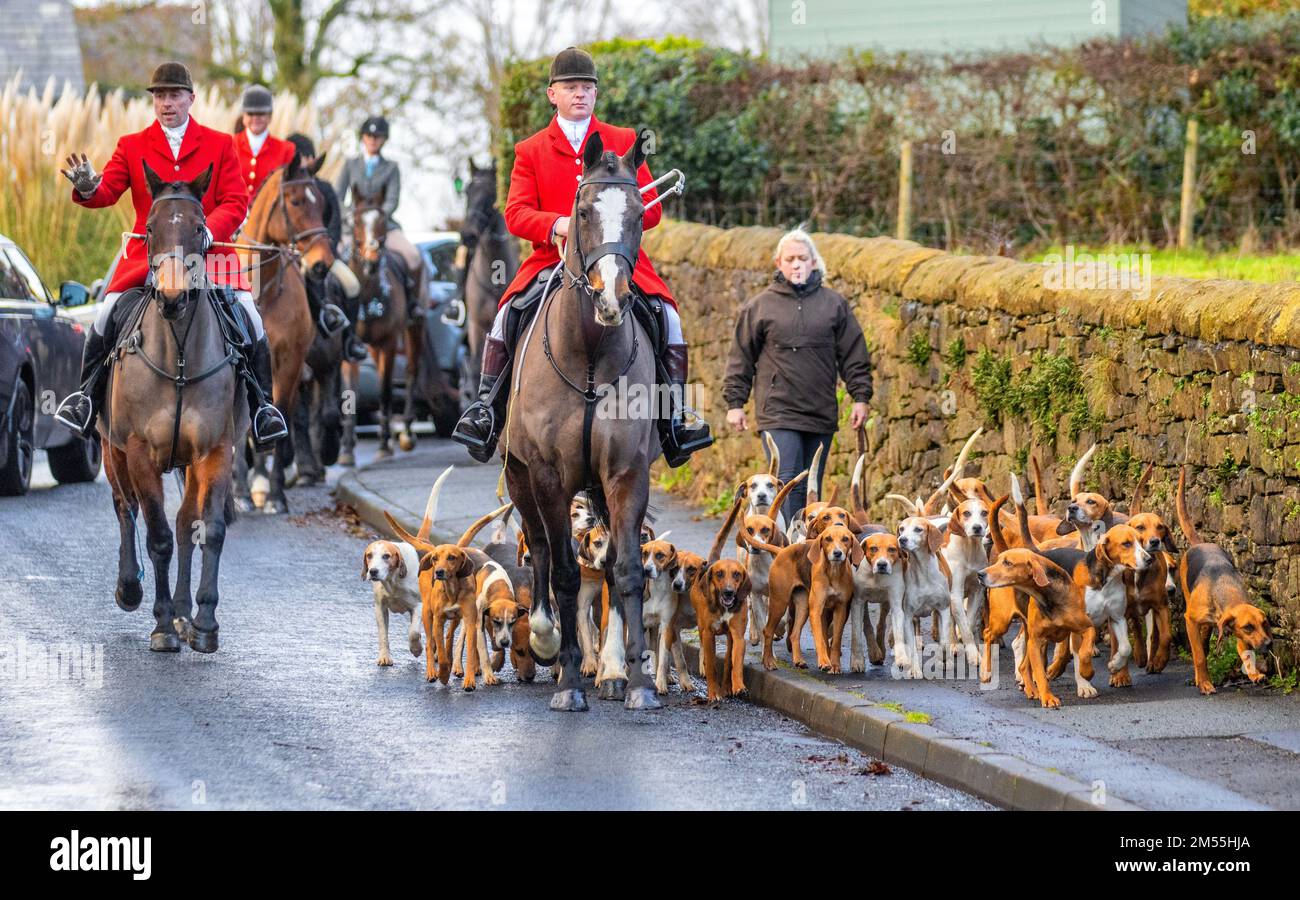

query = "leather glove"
60;153;101;197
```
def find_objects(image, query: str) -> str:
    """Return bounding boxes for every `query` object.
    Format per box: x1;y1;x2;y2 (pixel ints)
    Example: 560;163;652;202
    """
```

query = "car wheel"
48;431;102;485
0;378;35;496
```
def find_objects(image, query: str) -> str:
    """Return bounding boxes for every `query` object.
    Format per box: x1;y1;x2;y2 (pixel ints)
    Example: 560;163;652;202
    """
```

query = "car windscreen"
4;247;53;304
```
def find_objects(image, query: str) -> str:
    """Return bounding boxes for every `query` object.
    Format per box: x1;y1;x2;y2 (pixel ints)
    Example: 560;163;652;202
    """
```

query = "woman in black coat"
723;229;874;524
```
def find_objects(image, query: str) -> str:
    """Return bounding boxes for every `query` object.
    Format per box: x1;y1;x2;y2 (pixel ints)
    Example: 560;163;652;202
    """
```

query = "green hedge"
498;15;1300;251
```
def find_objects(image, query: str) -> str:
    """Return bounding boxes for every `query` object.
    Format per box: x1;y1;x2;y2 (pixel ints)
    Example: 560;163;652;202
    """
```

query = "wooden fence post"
1179;118;1199;250
896;140;913;242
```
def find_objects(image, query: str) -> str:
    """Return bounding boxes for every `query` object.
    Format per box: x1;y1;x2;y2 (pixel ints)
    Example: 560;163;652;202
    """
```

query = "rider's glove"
200;226;214;253
62;155;101;197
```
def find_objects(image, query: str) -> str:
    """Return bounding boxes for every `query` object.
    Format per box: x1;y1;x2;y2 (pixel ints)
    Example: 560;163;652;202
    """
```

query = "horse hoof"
188;629;219;654
597;679;626;701
336;453;355;467
550;689;588;711
150;631;181;652
233;496;254;514
398;433;416;452
624;687;662;710
115;581;142;612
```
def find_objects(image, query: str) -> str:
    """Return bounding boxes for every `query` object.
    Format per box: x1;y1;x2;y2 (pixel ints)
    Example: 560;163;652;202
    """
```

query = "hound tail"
1175;467;1204;546
416;465;455;541
458;502;515;548
1010;473;1040;552
1030;454;1049;517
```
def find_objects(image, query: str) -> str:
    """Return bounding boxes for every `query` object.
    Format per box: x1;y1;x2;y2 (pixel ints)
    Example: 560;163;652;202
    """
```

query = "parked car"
352;230;469;435
0;234;102;495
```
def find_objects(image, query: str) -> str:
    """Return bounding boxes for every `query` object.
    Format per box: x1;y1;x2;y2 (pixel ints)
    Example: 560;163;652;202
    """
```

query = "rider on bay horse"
452;47;712;467
54;62;288;450
335;115;429;320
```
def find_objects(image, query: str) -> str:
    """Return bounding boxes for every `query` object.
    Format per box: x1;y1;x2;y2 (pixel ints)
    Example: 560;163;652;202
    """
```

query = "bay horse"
101;162;245;653
460;159;518;377
504;132;660;711
342;187;423;460
292;280;345;485
231;156;331;513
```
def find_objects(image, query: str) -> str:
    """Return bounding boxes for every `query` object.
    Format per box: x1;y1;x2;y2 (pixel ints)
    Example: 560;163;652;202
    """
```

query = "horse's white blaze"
593;186;627;315
304;187;316;205
361;209;380;248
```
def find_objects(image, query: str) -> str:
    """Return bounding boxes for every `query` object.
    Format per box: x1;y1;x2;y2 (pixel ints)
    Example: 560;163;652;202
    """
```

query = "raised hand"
60;152;101;196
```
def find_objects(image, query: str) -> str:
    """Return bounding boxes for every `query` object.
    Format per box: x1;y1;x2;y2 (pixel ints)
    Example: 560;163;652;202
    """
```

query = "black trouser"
762;428;834;523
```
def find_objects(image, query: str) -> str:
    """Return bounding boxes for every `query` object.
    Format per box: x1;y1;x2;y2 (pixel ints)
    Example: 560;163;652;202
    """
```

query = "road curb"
336;463;1141;812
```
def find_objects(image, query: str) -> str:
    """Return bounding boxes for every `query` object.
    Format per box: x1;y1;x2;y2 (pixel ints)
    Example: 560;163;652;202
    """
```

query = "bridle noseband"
562;173;642;294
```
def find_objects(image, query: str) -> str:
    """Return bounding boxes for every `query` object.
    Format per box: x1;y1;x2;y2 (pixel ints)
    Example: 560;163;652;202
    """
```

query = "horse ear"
309;151;326;175
189;163;213;199
286;153;302;179
583;131;605;171
469;159;480;175
625;128;648;171
142;160;166;197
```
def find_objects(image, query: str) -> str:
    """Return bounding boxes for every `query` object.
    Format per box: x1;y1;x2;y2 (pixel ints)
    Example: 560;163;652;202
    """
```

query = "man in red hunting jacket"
232;84;298;199
53;62;287;449
452;47;711;466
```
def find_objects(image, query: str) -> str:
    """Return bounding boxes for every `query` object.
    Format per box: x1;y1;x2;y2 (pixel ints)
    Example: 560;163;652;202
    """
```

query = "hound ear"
734;480;749;500
736;572;752;606
926;522;943;554
1101;507;1116;529
1030;557;1050;588
1216;610;1236;642
1095;537;1112;567
948;508;963;535
583;131;605;170
516;604;529;619
1055;519;1074;536
806;539;822;566
850;538;865;569
394;551;408;581
142;160;167;197
456;553;475;579
774;529;789;548
188;163;214;199
361;551;371;580
1162;530;1177;553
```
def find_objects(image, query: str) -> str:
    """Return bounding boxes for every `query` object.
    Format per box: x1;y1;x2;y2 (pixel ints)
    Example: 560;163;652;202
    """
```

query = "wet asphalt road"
0;441;991;811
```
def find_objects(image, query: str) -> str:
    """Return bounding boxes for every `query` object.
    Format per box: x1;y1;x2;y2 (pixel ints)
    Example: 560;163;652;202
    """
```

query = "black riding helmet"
549;47;598;85
359;116;389;138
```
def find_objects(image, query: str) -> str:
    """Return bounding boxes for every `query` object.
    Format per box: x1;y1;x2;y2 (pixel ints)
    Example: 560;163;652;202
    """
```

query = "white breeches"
94;289;264;340
489;293;683;343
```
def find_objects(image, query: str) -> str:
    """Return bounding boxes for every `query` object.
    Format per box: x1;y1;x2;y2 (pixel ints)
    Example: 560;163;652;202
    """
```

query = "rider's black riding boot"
53;324;115;437
245;337;289;451
451;336;511;463
658;343;713;468
404;267;425;320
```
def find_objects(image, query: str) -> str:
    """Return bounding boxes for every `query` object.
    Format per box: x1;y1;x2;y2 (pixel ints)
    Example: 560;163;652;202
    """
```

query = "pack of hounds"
361;428;1273;707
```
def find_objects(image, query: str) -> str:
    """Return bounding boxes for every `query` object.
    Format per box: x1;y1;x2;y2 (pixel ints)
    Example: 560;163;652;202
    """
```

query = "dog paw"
484;672;499;686
1076;681;1099;699
409;642;422;658
377;655;393;667
580;660;598;678
678;676;696;692
850;656;866;673
1040;693;1062;709
462;680;476;692
1109;670;1131;688
794;659;808;669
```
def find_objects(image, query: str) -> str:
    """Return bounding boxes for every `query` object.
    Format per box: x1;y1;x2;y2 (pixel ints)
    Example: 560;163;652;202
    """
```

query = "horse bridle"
275;175;332;256
561;173;643;294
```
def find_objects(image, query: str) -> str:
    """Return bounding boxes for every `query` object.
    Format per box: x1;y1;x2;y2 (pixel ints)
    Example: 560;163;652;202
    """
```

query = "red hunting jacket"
72;117;250;293
501;115;674;308
233;129;297;199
